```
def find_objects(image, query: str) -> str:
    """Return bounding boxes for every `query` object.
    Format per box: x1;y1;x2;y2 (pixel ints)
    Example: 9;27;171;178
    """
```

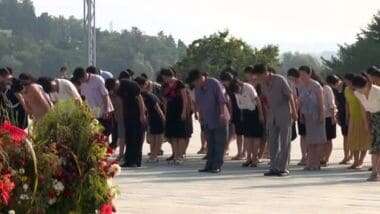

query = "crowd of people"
0;63;379;181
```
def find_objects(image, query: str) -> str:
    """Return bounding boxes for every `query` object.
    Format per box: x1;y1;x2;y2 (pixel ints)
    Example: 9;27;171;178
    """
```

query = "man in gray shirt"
187;69;229;173
246;64;297;176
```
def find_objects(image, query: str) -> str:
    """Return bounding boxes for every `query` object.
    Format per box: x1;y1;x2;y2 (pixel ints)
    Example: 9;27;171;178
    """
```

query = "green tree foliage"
323;11;380;75
175;31;279;77
280;52;324;74
0;0;186;77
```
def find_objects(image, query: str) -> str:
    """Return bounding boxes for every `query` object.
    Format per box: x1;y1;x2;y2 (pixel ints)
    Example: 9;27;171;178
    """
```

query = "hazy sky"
32;0;380;53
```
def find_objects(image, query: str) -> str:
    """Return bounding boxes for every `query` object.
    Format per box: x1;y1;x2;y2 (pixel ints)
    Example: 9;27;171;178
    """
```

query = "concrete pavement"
115;123;379;214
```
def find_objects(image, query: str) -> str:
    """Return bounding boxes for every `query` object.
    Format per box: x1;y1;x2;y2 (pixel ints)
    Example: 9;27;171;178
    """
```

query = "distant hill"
0;0;186;77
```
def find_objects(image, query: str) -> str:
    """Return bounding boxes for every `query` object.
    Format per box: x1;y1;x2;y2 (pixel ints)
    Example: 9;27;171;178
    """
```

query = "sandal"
367;174;380;182
250;162;258;168
242;161;252;167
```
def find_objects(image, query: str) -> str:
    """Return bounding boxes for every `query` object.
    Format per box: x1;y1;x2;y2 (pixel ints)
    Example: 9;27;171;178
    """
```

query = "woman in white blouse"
352;74;380;182
322;82;337;166
232;79;265;167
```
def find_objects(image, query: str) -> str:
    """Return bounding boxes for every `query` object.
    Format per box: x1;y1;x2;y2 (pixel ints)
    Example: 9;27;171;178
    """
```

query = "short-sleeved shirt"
355;84;380;113
261;74;292;126
194;78;227;129
80;74;114;118
50;79;81;103
235;82;258;111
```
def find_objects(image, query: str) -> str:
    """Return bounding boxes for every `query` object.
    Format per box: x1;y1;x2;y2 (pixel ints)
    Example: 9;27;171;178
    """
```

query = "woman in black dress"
161;68;188;164
219;72;245;160
326;75;351;164
118;79;147;167
135;77;165;163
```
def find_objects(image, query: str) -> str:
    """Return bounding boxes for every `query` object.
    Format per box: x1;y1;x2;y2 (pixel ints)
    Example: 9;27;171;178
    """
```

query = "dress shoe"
264;170;279;176
209;169;221;173
277;170;290;177
242;161;252;167
198;168;210;173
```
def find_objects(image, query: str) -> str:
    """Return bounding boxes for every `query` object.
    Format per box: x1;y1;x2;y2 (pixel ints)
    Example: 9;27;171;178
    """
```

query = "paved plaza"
115;123;379;214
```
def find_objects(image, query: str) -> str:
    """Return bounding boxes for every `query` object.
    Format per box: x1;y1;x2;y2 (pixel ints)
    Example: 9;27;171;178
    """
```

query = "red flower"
107;147;114;155
0;174;15;205
100;203;113;214
0;121;27;145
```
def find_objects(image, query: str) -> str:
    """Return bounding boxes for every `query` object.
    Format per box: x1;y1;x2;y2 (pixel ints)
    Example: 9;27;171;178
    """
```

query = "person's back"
80;73;109;118
261;74;292;125
51;79;81;103
23;83;51;121
195;77;228;129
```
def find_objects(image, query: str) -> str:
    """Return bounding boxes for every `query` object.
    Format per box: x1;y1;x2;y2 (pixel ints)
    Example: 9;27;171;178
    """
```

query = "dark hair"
0;67;10;78
219;71;233;82
352;75;368;89
19;73;36;83
311;70;324;86
156;74;164;84
141;73;148;79
12;78;24;93
287;68;300;78
105;78;117;92
343;73;355;82
222;67;238;78
37;77;54;93
117;79;141;99
268;66;277;74
326;75;340;85
73;67;86;81
366;66;380;78
298;66;312;75
252;64;268;74
243;65;254;74
71;77;81;87
126;69;134;77
135;76;147;87
119;71;130;80
160;68;175;78
86;66;98;74
229;79;242;93
187;69;205;83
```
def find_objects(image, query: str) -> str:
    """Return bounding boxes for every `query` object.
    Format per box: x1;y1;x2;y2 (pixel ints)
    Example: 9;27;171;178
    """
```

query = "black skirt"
291;122;297;141
149;118;164;135
242;109;264;138
165;120;187;139
325;117;337;140
185;116;193;138
233;121;245;136
297;121;306;136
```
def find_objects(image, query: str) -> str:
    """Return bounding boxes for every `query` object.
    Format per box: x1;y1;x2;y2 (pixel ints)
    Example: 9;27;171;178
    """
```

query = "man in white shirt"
38;77;82;103
72;67;114;137
352;75;380;182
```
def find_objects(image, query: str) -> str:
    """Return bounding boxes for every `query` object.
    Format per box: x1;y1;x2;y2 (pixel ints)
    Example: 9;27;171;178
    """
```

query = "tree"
0;0;187;77
280;52;324;74
323;11;380;75
175;31;279;77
